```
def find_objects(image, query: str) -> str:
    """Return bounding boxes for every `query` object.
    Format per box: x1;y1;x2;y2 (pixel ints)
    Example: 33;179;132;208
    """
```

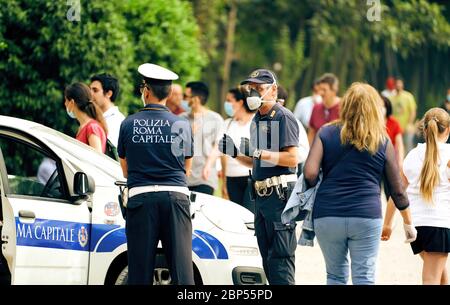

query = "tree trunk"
220;0;237;115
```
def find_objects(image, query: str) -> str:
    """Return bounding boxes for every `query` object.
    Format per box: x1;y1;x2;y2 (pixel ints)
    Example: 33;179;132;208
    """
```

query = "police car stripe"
15;218;90;252
191;232;215;259
14;218;228;260
90;223;121;252
194;230;228;260
94;227;126;253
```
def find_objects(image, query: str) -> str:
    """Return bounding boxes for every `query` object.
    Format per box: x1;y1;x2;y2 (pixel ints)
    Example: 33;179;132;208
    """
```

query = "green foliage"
230;0;450;115
275;26;309;109
123;0;206;88
0;1;133;135
0;0;206;134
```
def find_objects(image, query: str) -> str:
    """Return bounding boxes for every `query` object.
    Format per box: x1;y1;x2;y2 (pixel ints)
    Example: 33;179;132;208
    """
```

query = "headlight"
229;246;259;256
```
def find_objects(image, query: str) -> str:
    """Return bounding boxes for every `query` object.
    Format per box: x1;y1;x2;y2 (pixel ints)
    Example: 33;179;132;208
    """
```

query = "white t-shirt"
104;106;125;147
403;143;450;228
293;96;314;128
296;118;310;164
223;117;253;177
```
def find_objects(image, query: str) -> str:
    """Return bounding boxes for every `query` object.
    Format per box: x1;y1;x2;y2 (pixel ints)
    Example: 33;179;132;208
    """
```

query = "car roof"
0;115;43;131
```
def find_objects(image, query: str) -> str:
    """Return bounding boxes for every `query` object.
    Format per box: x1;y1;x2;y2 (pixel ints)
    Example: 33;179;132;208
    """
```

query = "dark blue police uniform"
117;103;194;285
251;102;299;285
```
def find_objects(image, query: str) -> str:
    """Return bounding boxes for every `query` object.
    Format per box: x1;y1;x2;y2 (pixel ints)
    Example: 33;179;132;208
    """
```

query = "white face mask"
246;83;275;111
313;94;323;104
66;107;76;119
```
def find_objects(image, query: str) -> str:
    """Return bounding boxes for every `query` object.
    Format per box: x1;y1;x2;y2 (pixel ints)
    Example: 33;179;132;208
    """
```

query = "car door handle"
18;210;36;219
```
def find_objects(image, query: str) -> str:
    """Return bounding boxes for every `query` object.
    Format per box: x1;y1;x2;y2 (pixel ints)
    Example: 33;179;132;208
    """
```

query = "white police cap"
138;63;179;81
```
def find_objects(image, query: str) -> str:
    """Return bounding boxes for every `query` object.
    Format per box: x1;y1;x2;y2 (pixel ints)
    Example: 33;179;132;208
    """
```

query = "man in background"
90;73;125;147
167;84;185;115
390;78;417;152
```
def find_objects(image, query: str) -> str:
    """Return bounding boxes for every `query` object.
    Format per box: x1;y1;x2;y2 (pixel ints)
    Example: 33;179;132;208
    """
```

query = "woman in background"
382;108;450;285
64;82;108;153
221;88;256;213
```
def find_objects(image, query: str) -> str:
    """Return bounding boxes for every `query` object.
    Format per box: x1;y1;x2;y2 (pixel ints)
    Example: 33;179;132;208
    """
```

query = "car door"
0;130;91;284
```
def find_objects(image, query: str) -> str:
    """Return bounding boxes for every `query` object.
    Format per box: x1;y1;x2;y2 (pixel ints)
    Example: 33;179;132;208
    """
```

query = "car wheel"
114;254;200;285
114;266;128;285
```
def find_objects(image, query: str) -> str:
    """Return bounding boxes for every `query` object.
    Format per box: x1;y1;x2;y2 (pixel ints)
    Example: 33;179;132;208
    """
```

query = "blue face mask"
181;100;191;113
224;101;234;117
447;94;450;102
66;107;76;119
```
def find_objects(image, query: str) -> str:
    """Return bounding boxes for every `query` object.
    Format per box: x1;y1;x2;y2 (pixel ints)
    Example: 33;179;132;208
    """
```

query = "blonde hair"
419;108;450;203
339;82;387;154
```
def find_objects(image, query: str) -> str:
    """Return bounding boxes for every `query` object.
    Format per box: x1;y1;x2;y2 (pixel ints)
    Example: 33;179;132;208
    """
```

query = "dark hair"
228;88;255;113
186;81;209;105
146;82;172;101
277;86;288;101
318;73;339;92
311;79;320;90
64;82;108;135
90;73;120;102
381;95;392;118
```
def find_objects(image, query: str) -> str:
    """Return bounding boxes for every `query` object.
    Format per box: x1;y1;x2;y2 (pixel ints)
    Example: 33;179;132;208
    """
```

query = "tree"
0;0;207;135
123;0;206;89
0;0;133;135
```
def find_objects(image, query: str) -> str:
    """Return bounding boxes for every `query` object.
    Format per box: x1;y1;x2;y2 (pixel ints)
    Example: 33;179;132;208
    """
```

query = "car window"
0;136;65;200
33;126;123;181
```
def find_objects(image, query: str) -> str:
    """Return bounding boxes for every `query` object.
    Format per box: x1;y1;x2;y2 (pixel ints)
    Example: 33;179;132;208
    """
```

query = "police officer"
117;63;194;285
219;69;299;285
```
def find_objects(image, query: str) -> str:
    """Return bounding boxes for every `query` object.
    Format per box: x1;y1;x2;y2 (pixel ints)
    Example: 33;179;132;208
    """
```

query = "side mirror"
74;172;95;196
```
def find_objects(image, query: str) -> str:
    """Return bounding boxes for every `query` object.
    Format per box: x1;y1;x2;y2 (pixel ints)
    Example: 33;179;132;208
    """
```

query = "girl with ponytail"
64;82;108;153
383;107;450;284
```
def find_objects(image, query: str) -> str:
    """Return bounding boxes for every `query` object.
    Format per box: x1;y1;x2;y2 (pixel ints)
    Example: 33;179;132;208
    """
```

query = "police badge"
78;226;88;248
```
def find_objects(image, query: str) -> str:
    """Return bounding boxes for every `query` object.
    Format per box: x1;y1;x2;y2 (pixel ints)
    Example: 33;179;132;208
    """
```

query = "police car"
0;115;266;285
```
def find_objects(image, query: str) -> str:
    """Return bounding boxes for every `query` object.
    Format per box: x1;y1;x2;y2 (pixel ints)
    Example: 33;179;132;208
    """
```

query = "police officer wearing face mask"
117;63;194;285
219;69;300;285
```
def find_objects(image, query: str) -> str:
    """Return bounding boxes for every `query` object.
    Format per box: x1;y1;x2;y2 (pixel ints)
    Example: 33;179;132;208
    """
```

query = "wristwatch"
253;149;263;160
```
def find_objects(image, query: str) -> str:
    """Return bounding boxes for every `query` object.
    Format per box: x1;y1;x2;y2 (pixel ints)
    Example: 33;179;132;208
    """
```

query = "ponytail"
418;108;450;203
84;102;108;136
419;118;439;203
65;82;108;135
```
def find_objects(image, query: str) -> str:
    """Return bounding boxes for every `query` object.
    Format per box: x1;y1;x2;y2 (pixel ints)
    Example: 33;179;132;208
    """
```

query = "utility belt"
128;185;191;199
253;174;297;199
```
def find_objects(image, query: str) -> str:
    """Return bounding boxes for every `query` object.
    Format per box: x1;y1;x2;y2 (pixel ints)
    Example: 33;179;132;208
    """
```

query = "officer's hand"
219;134;239;158
239;137;255;157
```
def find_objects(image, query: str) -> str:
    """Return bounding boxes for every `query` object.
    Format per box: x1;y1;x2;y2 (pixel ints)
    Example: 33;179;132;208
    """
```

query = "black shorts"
410;226;450;255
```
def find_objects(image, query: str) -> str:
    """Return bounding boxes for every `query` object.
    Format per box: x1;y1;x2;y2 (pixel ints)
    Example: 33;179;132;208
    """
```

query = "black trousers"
254;182;297;285
226;176;255;214
189;184;214;195
125;191;194;285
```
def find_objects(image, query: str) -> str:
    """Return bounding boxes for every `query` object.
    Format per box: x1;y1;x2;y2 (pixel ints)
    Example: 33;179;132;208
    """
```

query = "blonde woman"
303;83;416;285
382;108;450;285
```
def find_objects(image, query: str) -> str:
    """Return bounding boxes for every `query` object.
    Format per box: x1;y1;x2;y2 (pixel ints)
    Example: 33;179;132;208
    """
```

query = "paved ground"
294;198;450;285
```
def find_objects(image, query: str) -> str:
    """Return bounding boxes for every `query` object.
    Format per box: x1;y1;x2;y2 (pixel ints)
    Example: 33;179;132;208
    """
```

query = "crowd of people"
63;68;449;285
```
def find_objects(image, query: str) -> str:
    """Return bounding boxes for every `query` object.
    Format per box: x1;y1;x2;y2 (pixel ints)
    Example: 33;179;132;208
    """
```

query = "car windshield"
32;125;123;181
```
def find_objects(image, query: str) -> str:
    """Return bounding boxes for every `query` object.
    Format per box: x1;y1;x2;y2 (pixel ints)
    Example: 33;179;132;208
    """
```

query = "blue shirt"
117;104;193;189
251;103;299;180
313;125;387;219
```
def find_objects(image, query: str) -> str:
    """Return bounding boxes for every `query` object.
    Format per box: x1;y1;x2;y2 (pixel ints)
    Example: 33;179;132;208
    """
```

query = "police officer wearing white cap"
219;69;299;285
117;63;194;285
